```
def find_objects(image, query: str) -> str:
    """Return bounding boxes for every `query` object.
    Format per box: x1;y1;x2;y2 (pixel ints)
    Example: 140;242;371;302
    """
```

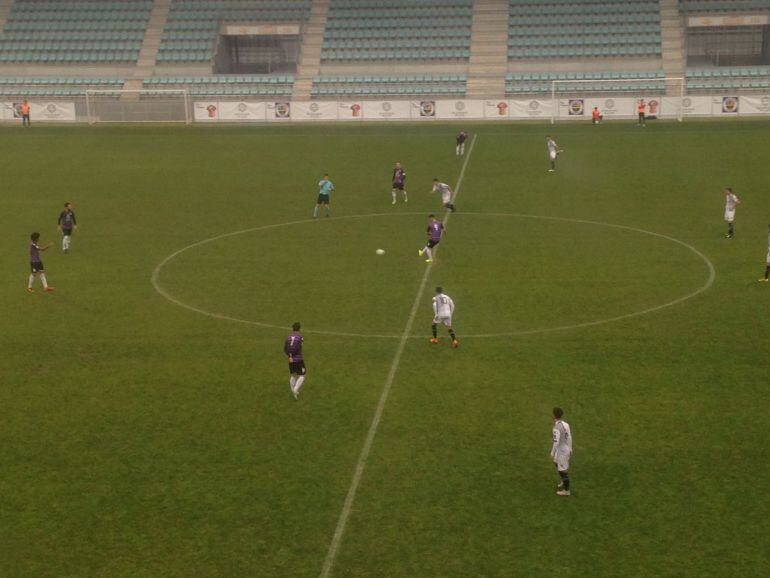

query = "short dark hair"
553;407;564;419
428;214;435;218
433;178;438;182
435;286;443;294
64;202;71;208
30;232;40;241
292;322;301;331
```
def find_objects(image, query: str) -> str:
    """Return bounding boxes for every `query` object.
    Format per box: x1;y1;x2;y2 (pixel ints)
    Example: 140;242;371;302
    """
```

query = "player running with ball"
430;286;458;348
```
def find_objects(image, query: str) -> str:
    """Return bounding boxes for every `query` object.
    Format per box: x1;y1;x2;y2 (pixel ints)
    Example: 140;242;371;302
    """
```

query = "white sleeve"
449;298;455;314
432;298;438;315
551;426;560;456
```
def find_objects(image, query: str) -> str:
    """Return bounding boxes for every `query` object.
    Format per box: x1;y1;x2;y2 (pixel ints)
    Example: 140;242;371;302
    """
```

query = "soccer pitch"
2;120;769;576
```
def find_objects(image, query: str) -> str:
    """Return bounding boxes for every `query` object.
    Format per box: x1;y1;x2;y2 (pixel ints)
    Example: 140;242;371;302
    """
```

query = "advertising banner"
362;100;412;120
292;101;338;120
716;96;740;114
584;97;631;118
665;96;710;117
740;95;770;115
435;99;485;119
337;101;364;120
219;101;267;121
415;100;436;118
194;101;219;121
509;99;553;119
484;100;510;118
266;101;291;120
4;101;77;122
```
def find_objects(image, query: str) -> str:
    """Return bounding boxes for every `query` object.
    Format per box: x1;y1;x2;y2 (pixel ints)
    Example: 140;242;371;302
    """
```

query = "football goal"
549;77;685;123
84;89;191;124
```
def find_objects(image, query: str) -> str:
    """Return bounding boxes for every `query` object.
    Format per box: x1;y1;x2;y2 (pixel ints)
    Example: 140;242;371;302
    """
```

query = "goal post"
84;89;191;124
550;77;685;123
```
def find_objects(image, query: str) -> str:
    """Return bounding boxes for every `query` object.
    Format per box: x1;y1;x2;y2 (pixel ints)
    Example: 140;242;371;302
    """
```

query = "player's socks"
423;247;432;261
40;273;49;290
313;206;319;218
765;266;770;280
403;191;408;203
391;190;397;204
294;375;305;394
559;471;570;492
28;274;34;289
290;376;297;390
432;324;438;338
447;203;456;212
449;330;456;341
325;207;331;217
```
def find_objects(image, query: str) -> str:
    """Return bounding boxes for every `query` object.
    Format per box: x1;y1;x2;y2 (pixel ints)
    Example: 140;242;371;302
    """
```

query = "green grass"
1;120;769;577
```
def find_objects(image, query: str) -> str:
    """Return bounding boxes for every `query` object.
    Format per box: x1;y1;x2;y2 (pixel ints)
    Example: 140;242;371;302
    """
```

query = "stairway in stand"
466;0;509;99
292;0;330;101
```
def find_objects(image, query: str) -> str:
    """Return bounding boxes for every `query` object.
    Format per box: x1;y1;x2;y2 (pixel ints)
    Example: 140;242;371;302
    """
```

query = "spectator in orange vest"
591;107;602;124
637;99;646;127
20;99;30;127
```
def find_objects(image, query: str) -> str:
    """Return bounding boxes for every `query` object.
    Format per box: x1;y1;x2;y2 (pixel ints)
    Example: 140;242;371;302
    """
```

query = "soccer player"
546;136;560;172
313;174;334;218
57;202;78;253
418;214;444;264
27;232;54;292
456;130;468;156
760;224;770;282
637;98;646;127
284;322;306;399
430;286;458;348
591;107;602;124
432;179;456;212
391;162;408;205
551;407;573;496
724;187;741;238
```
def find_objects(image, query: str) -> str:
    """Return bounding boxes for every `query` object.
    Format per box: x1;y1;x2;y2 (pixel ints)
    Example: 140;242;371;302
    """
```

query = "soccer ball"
376;249;385;255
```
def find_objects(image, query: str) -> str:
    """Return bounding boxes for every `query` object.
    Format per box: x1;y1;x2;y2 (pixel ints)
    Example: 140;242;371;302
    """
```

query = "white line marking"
152;210;715;339
319;135;478;578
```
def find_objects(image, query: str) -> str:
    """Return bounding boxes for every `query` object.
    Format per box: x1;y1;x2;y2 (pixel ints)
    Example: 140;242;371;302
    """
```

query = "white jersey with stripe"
725;193;740;211
551;419;572;457
547;139;558;154
432;293;455;318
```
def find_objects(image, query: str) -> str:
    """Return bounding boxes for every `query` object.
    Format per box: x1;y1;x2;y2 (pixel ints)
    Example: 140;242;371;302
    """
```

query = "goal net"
85;89;190;124
549;77;685;123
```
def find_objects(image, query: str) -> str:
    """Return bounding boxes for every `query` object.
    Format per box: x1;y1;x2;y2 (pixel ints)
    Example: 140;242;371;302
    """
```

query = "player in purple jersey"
418;214;445;263
391;162;408;205
57;202;78;253
27;232;54;292
456;131;468;156
284;321;306;399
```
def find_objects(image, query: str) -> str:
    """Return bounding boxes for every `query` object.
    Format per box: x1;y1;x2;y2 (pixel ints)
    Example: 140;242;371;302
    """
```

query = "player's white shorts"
549;150;557;161
553;452;571;472
724;209;735;222
433;315;452;327
442;193;451;204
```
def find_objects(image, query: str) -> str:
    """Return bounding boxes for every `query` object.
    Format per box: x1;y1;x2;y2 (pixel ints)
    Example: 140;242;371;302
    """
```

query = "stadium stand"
144;74;293;96
0;0;152;63
311;74;466;97
679;0;770;12
506;70;666;95
158;0;311;63
321;0;474;62
508;1;662;60
686;65;770;91
0;75;123;96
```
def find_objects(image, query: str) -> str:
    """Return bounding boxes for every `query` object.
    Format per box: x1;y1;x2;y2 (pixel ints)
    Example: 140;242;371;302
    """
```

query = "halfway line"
319;134;478;578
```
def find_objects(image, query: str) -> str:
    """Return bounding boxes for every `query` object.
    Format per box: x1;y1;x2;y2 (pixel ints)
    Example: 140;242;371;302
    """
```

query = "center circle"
151;212;715;338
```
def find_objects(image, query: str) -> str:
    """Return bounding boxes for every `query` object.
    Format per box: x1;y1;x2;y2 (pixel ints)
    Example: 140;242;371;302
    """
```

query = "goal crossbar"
550;77;685;123
85;89;191;124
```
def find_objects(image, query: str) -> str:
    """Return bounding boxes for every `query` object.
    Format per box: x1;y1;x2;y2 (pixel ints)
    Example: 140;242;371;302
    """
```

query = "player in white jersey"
760;224;770;282
724;187;741;238
430;286;458;348
551;407;573;496
546;136;561;172
432;179;456;212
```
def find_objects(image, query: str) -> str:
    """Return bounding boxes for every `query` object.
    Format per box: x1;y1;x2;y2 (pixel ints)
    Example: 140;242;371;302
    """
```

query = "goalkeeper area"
2;120;769;576
85;89;191;123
